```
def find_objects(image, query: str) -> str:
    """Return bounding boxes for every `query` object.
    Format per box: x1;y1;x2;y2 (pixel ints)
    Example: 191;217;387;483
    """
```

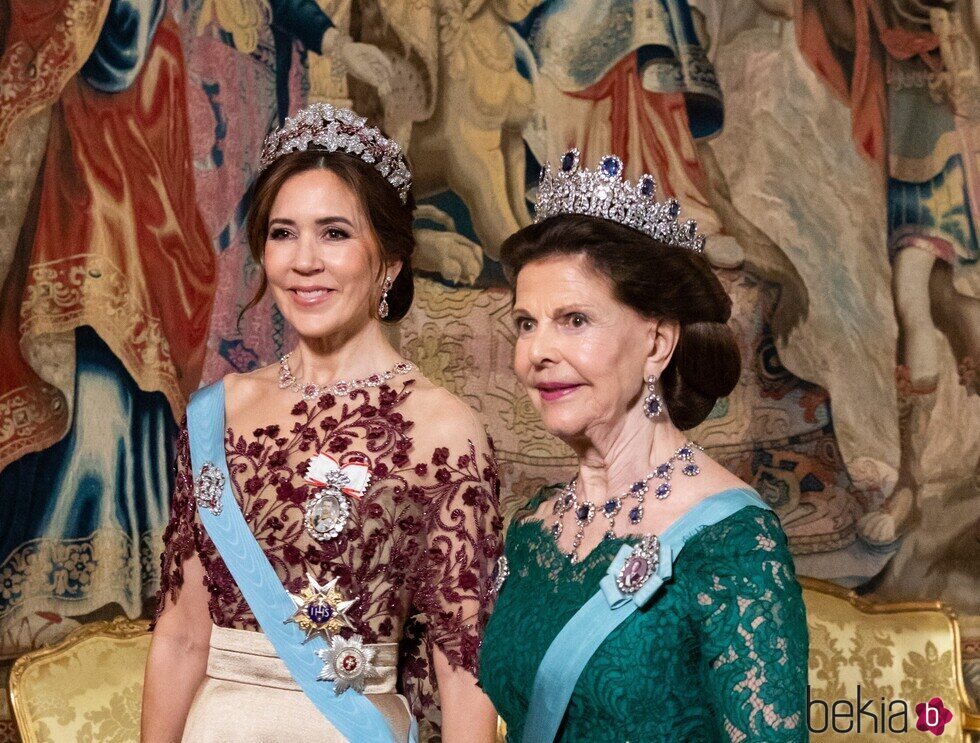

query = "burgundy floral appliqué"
154;381;502;732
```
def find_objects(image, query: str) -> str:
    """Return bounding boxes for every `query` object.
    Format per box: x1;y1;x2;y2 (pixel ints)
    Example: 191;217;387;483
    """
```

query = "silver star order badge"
316;635;381;694
285;573;356;642
194;462;224;515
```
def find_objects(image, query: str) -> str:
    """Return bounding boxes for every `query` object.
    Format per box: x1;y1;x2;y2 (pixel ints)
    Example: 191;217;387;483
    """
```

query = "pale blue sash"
186;381;412;743
521;488;770;743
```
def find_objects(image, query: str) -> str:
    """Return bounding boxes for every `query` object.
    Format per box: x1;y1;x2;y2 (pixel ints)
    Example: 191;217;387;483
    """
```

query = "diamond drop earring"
378;275;393;319
644;374;664;419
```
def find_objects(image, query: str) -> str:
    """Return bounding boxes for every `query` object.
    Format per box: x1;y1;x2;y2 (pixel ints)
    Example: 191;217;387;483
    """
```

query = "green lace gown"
480;487;809;742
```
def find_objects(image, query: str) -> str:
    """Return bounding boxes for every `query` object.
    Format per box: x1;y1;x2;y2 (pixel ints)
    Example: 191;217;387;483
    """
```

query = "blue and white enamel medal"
286;572;356;642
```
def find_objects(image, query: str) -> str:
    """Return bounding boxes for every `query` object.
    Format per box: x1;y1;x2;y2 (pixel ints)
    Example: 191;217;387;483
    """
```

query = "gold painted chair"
8;616;150;743
802;576;980;742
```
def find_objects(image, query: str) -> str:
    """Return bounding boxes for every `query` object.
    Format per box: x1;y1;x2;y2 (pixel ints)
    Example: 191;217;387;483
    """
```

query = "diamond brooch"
489;556;509;597
194;463;224;516
616;535;660;595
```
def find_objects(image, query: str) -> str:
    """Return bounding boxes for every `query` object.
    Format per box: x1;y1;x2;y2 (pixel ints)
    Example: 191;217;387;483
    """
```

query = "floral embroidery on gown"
480;486;809;742
155;379;503;739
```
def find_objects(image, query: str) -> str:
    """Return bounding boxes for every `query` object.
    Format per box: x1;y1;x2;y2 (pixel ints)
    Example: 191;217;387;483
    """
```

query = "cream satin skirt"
182;625;413;742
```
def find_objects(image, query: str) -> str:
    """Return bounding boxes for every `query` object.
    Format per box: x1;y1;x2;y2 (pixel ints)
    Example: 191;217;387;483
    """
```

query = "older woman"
142;104;501;743
479;151;809;742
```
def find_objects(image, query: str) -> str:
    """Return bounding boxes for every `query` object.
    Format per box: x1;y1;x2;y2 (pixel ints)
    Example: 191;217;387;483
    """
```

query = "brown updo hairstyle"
500;214;740;430
241;147;416;323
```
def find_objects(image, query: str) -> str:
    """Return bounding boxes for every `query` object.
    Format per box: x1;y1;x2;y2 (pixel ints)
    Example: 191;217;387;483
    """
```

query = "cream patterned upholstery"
802;577;980;742
9;617;150;743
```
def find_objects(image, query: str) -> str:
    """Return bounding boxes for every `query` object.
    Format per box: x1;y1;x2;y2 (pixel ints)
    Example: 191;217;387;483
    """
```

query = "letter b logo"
915;697;952;736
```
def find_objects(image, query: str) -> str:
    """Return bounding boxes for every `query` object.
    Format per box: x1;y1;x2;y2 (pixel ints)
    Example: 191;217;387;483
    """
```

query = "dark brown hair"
500;214;740;430
241;148;416;324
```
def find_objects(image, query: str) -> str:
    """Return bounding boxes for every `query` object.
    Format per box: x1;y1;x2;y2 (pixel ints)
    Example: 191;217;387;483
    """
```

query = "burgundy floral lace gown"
155;378;503;740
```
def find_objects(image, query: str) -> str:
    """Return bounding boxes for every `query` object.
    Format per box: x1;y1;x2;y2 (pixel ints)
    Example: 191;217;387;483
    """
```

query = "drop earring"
378;275;392;319
643;374;664;419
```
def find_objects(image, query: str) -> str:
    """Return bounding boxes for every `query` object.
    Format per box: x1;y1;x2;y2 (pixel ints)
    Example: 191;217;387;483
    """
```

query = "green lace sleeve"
688;507;809;742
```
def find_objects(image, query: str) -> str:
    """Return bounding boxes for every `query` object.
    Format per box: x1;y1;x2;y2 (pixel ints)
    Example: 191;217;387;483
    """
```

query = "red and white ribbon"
304;453;371;498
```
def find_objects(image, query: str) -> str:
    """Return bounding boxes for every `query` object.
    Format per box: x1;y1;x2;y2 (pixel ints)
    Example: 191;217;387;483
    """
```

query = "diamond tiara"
259;103;412;204
534;149;706;253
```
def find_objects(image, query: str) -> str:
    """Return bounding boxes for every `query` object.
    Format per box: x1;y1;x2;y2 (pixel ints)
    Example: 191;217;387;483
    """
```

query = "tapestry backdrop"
1;0;978;739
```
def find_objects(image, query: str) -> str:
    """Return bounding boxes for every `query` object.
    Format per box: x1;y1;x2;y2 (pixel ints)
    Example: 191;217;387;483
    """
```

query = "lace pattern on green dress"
480;487;809;742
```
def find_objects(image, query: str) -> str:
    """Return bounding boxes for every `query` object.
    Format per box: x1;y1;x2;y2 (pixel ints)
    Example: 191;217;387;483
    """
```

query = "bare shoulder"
405;378;489;446
222;363;280;421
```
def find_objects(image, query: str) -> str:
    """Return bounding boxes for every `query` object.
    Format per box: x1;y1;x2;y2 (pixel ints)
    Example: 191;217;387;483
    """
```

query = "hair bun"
661;320;740;430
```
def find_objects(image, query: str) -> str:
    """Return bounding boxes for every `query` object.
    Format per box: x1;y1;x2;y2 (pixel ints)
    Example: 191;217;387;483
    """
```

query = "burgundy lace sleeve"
414;435;503;675
153;418;200;624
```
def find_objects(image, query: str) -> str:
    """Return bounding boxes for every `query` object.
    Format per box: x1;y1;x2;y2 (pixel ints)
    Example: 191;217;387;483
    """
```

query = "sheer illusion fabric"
480;488;809;742
155;379;503;732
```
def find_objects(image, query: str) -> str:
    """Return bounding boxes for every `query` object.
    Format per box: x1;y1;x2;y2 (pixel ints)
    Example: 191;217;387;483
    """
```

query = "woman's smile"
288;285;336;307
535;382;584;402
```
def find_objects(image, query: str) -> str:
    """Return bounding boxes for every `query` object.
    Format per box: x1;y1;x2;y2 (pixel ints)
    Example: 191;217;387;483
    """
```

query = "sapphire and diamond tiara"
534;149;706;253
260;103;412;204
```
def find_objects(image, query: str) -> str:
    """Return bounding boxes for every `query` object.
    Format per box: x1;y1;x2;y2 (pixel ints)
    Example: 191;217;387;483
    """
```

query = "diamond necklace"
551;442;703;563
278;353;415;402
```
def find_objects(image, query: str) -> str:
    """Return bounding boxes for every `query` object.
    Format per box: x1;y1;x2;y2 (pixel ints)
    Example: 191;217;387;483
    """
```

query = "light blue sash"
186;381;411;743
521;488;770;743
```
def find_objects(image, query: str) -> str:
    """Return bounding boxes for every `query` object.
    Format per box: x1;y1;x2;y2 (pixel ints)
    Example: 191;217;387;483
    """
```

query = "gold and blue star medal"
285;572;356;642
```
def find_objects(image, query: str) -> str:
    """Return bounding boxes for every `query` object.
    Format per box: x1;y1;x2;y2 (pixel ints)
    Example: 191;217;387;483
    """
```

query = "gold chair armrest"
963;709;980;732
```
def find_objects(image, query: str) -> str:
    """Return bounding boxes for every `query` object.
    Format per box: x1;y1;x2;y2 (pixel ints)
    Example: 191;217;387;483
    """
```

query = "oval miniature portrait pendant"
305;489;351;541
302;453;372;542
